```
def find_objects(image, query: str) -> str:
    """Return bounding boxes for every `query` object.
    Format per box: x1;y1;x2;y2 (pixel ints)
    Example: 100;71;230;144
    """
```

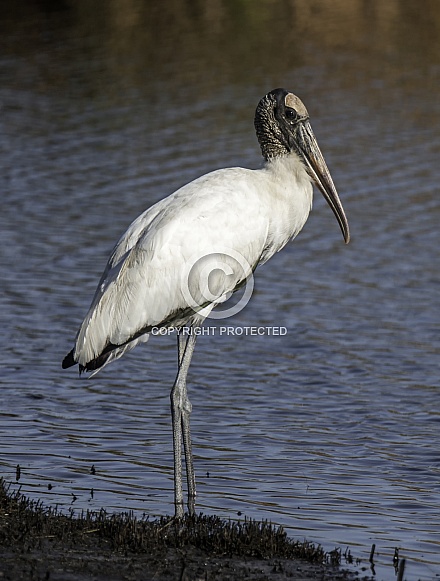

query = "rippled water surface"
1;2;439;579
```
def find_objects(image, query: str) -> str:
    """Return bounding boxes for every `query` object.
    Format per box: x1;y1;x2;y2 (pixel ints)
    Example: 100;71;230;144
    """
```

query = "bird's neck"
250;152;314;265
265;152;312;192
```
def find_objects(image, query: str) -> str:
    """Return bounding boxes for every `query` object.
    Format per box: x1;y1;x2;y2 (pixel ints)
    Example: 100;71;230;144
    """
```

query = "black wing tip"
61;350;104;374
80;351;112;374
62;349;76;369
62;343;116;374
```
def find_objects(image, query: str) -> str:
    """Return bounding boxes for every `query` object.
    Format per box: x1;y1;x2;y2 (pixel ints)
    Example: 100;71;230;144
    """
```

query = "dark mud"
0;480;372;580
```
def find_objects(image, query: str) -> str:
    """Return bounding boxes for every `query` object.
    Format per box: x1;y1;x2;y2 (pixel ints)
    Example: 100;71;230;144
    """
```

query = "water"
1;1;439;579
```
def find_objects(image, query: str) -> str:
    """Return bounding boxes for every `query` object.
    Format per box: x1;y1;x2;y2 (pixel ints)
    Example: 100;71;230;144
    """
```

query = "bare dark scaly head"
254;88;309;161
254;88;350;243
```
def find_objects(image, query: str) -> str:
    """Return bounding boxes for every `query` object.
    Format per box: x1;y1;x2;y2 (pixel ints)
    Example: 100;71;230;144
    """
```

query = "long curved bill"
296;121;350;244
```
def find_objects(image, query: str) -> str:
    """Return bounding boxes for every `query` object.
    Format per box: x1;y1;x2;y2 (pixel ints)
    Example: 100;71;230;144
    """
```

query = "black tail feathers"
62;349;76;369
62;346;114;375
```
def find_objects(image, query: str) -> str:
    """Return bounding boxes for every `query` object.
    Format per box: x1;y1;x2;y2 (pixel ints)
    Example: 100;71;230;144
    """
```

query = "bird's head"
255;88;350;244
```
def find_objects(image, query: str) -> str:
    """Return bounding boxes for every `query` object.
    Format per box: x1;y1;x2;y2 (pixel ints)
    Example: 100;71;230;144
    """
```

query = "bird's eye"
285;108;298;122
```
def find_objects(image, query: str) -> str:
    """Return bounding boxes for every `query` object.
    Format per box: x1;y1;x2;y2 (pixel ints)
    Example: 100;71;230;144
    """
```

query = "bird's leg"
171;326;198;518
177;325;199;514
178;329;197;516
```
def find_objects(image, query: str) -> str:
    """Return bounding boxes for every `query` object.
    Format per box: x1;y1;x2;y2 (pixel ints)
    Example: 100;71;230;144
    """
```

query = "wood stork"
62;88;350;518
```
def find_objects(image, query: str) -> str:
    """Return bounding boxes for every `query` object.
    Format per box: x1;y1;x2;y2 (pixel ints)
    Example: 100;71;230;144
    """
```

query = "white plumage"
63;88;349;517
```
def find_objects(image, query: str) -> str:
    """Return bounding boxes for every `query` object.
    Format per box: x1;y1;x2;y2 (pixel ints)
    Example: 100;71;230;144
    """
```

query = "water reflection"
1;2;440;580
2;0;439;97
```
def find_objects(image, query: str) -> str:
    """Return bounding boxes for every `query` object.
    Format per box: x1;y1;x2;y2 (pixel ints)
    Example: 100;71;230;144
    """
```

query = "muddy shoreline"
0;480;373;580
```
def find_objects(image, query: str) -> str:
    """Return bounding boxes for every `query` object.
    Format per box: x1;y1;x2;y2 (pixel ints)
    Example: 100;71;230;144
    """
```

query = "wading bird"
62;88;350;517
